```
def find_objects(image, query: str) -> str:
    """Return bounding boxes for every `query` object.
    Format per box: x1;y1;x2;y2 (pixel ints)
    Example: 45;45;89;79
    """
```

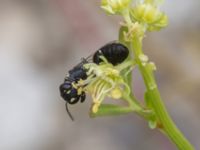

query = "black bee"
59;42;129;120
59;59;89;120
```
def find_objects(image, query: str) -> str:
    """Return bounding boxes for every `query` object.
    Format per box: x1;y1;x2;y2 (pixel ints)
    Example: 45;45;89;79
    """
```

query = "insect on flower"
59;42;129;120
59;58;89;121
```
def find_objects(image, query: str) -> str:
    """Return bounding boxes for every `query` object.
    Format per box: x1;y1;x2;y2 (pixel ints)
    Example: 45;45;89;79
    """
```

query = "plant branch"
130;38;194;150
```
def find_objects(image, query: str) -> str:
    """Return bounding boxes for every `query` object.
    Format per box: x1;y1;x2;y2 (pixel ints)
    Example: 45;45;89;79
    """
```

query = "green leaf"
145;90;157;129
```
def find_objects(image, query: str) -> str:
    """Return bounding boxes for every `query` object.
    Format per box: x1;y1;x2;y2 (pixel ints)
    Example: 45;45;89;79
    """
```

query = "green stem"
131;38;194;150
91;95;154;119
90;104;133;117
123;93;155;120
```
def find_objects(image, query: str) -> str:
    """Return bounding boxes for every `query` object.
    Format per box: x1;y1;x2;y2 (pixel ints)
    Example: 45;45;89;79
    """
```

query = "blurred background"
0;0;200;150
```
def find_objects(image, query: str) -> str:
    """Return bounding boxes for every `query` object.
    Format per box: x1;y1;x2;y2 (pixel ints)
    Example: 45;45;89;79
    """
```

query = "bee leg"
80;92;86;103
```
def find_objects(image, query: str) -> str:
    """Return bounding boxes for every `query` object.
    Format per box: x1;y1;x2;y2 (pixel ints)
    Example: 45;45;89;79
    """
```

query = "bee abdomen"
93;42;129;66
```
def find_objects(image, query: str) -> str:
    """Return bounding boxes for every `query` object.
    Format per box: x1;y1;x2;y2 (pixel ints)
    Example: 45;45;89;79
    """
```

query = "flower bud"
123;22;145;41
131;3;168;31
147;14;168;31
101;0;131;15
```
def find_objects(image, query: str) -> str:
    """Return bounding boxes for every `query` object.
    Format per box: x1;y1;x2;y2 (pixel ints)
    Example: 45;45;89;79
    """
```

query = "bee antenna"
65;103;74;121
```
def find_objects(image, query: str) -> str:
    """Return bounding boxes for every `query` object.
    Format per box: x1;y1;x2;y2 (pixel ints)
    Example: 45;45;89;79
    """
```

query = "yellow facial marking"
72;82;78;89
77;87;83;95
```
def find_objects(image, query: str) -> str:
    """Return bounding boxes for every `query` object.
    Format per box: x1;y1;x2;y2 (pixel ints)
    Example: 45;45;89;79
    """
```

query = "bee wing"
72;41;119;69
82;52;95;62
72;53;94;69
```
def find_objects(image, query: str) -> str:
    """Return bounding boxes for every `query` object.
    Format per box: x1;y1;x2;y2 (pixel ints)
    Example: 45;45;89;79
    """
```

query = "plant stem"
124;93;155;120
90;104;133;117
130;38;194;150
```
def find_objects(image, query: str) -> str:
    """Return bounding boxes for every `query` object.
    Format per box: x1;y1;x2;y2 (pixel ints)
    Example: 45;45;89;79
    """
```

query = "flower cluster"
84;61;131;113
101;0;168;39
84;0;168;116
101;0;131;14
131;3;168;31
